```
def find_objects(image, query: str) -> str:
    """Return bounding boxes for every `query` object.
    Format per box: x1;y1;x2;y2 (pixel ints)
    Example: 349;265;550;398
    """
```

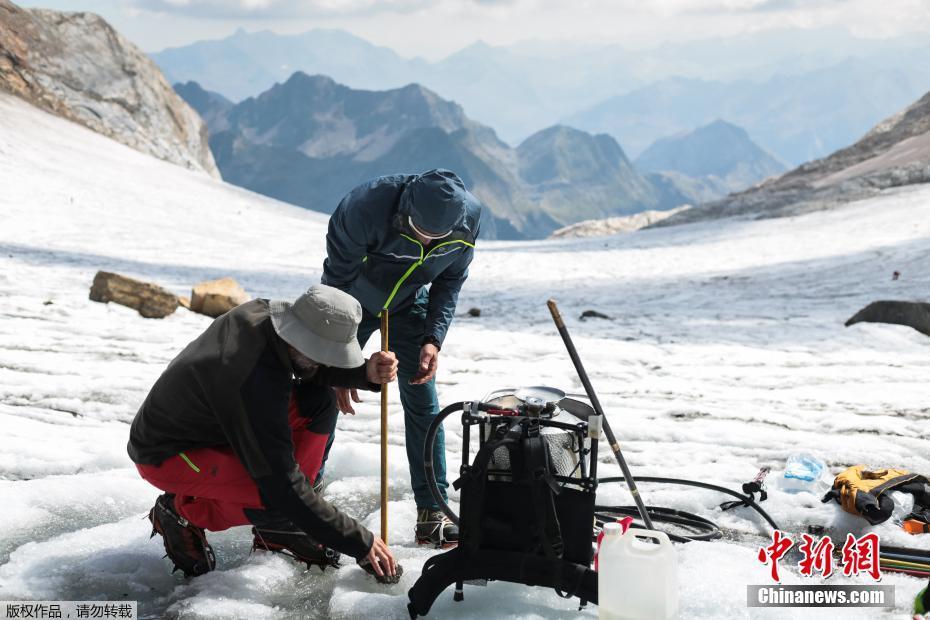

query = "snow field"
2;92;930;617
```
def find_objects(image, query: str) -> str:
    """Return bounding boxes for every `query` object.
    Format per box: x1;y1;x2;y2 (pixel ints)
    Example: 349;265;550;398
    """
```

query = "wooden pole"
380;309;389;543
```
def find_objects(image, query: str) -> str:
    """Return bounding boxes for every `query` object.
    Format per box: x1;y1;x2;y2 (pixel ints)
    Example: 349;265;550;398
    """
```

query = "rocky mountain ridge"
654;90;930;227
567;61;930;166
0;0;218;177
182;73;667;239
152;26;930;157
635;120;786;195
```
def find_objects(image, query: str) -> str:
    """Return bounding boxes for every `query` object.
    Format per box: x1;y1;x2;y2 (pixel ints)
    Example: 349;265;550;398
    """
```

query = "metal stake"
546;299;655;530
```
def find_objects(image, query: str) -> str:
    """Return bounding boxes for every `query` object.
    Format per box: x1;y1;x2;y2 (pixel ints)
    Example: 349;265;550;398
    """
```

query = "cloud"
671;0;855;14
132;0;432;18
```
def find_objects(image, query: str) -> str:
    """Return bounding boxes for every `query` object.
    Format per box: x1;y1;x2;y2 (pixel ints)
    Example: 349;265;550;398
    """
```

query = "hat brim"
270;300;364;369
408;215;453;240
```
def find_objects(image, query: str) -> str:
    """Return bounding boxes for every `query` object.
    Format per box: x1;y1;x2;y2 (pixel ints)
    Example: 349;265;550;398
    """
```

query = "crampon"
415;509;459;549
148;493;216;577
251;527;341;571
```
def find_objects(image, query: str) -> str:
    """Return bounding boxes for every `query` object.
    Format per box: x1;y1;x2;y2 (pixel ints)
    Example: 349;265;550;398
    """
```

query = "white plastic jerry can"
598;527;678;620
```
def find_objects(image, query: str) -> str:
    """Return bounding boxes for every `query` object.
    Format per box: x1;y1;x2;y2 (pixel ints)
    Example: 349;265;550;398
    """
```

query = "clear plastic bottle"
780;453;828;494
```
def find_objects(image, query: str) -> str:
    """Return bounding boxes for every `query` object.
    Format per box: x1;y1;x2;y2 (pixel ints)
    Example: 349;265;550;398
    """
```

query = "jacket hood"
398;169;474;236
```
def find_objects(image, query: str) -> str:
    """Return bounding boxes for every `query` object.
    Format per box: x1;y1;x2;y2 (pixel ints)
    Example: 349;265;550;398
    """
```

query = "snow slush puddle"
2;93;930;617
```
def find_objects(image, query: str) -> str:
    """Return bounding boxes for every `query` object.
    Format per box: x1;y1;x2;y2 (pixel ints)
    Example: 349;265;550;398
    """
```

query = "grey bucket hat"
270;285;364;369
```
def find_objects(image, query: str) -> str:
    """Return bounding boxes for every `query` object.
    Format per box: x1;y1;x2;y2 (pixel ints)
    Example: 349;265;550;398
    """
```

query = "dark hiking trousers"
320;292;449;509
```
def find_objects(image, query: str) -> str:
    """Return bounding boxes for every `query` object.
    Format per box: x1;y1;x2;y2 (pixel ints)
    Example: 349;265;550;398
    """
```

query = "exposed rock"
579;309;611;320
550;206;690;239
190;277;249;318
89;271;178;318
178;295;191;310
845;301;930;337
466;307;481;318
644;171;730;210
655;90;930;227
0;0;219;177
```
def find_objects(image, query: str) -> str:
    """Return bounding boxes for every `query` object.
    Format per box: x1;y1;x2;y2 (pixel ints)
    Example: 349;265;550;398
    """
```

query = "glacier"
1;91;929;618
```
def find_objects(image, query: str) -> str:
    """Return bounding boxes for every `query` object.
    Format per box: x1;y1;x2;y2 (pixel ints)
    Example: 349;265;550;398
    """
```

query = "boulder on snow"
178;295;191;310
845;301;930;337
190;277;249;318
88;270;178;318
466;307;481;317
580;309;611;320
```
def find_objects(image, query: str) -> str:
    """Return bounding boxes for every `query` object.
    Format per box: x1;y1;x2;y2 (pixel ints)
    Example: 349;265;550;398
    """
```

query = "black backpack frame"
407;400;601;617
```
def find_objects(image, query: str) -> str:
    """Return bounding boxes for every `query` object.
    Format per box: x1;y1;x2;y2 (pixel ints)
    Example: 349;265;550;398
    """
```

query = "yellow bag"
823;465;927;525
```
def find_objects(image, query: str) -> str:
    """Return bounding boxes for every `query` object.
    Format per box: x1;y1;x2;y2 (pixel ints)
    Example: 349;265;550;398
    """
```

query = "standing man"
322;168;482;547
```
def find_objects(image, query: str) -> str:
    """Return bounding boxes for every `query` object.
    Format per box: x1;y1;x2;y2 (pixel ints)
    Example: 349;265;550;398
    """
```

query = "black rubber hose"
594;506;721;543
598;476;782;532
424;401;470;526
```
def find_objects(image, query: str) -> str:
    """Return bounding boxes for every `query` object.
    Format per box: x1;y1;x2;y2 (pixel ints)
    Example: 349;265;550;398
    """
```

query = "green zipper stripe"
179;452;201;473
380;236;474;311
383;259;423;310
381;234;425;311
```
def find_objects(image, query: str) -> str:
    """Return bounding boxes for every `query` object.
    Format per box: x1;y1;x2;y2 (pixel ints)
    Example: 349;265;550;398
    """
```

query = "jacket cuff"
421;335;442;350
353;527;376;560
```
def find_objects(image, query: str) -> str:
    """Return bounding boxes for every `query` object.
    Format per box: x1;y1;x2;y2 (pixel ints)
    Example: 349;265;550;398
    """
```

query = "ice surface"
2;91;930;617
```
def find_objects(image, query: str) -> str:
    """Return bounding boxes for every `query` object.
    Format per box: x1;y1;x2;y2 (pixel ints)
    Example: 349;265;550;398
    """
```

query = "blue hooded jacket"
322;170;482;346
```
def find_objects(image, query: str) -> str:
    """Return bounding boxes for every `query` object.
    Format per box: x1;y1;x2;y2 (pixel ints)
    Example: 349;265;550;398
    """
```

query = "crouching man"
127;285;401;583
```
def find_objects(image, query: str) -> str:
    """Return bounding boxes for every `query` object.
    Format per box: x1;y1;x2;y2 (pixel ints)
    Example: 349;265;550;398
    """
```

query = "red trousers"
137;393;328;531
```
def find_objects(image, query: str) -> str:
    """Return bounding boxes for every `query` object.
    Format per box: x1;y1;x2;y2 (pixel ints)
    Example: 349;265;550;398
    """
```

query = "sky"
16;0;930;58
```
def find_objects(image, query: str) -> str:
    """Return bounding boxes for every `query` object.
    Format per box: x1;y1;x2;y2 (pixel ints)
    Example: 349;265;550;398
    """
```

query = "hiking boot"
148;493;216;577
251;527;341;571
415;508;459;548
358;556;404;585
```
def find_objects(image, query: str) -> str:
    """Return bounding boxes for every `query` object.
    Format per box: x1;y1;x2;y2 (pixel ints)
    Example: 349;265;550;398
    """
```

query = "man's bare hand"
335;354;395;415
410;343;439;384
366;351;398;384
334;387;361;415
365;536;397;578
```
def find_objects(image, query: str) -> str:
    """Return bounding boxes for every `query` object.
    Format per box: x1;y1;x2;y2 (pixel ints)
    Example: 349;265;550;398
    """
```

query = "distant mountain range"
635;120;786;194
173;81;232;134
178;72;801;238
6;0;927;244
178;74;667;239
655;89;930;227
151;28;930;162
0;0;782;240
567;58;930;166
